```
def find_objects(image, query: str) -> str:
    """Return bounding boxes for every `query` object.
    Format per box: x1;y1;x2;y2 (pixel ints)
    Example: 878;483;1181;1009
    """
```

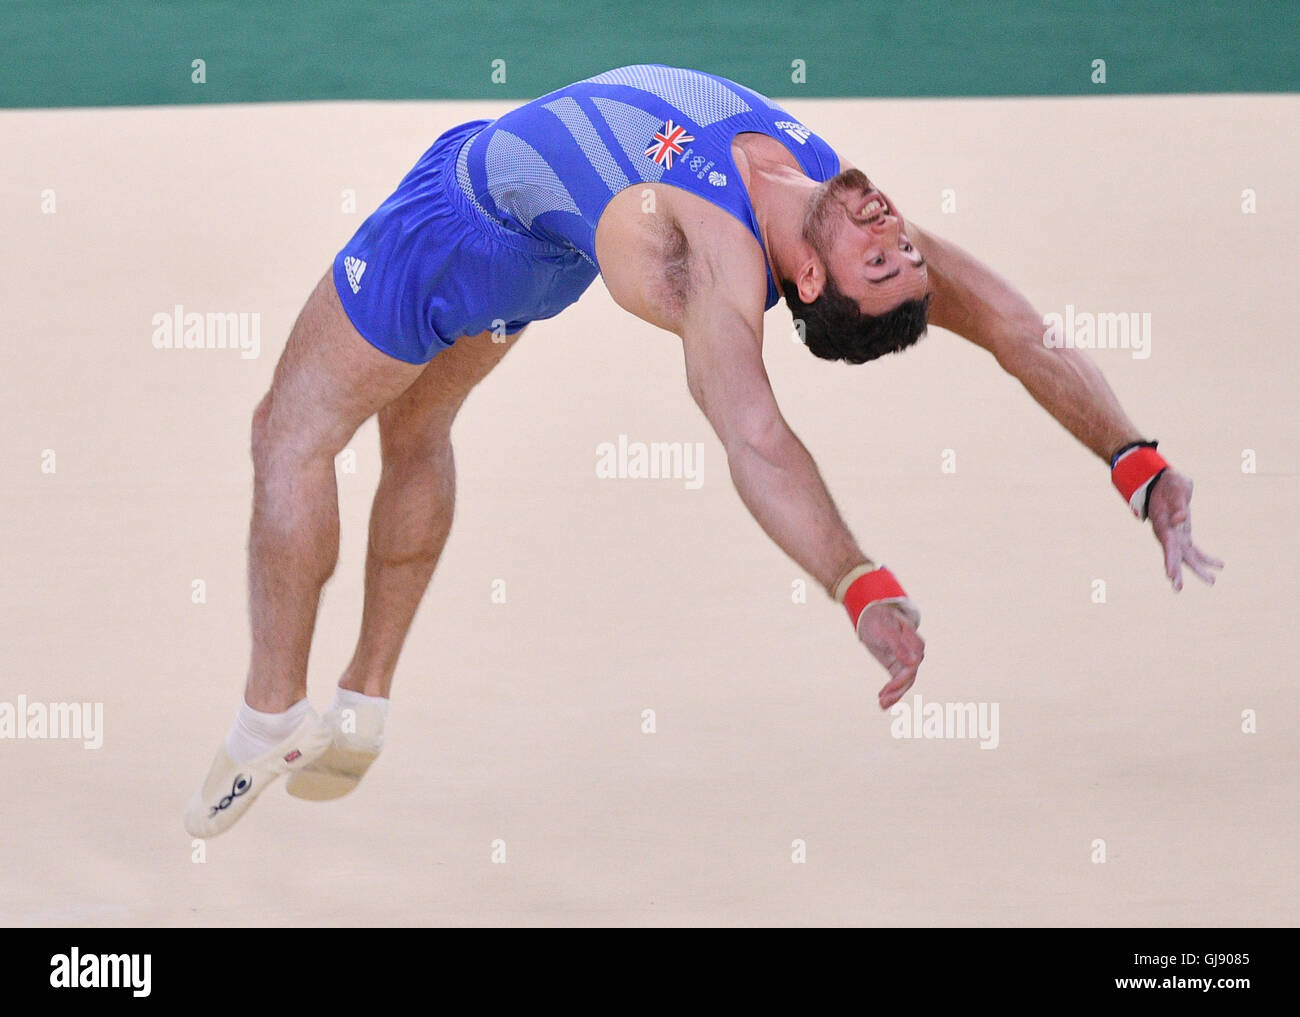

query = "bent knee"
378;408;454;468
251;389;355;472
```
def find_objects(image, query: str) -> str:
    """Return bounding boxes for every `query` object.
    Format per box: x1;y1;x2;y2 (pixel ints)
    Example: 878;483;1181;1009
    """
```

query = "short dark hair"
783;275;932;364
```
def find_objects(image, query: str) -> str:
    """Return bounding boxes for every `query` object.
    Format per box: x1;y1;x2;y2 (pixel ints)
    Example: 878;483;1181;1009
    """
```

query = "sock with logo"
223;698;311;765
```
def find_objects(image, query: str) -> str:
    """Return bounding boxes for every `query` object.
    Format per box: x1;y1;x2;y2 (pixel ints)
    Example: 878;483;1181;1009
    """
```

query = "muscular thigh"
260;271;426;458
377;327;525;453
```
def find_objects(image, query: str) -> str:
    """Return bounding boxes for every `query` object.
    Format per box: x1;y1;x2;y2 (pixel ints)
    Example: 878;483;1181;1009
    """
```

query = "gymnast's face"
805;168;929;315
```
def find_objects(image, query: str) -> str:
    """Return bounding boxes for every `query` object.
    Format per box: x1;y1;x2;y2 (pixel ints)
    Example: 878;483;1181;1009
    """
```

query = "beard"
804;167;872;254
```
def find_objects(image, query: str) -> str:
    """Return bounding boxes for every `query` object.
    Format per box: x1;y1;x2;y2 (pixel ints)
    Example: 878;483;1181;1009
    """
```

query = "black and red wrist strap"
1111;439;1169;521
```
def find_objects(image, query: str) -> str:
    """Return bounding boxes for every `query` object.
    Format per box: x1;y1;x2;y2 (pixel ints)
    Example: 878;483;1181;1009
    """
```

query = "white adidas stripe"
343;255;366;293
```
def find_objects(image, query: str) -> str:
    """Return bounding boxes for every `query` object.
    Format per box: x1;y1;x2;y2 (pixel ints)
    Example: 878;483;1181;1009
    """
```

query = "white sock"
223;698;311;765
332;687;390;719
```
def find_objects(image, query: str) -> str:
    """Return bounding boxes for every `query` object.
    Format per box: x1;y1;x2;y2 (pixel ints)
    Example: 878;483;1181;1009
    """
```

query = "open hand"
858;602;925;710
1147;468;1224;591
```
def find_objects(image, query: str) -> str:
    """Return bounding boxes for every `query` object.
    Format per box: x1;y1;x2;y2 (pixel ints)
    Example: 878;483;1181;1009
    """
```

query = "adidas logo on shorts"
344;256;367;293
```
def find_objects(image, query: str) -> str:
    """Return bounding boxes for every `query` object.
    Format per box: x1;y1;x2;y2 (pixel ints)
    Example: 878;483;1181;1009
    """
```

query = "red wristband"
1111;444;1169;519
843;566;910;629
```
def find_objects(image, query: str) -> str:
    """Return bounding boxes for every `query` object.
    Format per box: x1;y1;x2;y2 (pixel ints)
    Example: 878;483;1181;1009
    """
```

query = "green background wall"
3;0;1296;107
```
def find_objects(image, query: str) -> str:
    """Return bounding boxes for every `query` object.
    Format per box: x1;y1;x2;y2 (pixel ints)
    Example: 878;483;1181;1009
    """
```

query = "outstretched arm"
678;286;924;708
682;300;861;594
910;222;1222;589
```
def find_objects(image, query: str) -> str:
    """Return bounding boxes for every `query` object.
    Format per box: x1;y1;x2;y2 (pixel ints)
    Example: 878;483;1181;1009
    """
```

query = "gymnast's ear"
791;253;827;305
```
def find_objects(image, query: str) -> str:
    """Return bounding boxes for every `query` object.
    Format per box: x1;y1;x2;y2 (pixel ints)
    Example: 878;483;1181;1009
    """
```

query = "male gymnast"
185;64;1221;837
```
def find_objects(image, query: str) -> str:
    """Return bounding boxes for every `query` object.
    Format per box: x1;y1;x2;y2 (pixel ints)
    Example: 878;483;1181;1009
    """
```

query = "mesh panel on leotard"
589;97;668;182
542;96;630;195
585;64;752;126
456;131;506;226
483;130;582;230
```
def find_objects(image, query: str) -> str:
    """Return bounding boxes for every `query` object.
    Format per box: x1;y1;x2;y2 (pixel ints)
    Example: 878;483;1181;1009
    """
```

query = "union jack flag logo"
644;120;695;169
